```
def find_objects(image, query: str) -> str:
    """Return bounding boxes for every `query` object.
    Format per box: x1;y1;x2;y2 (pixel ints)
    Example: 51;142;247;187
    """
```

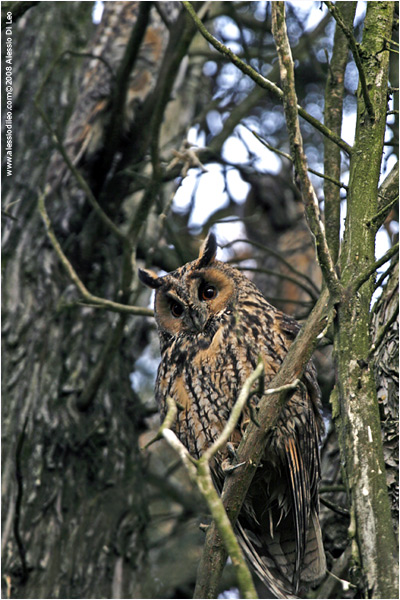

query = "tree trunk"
333;3;398;598
1;3;166;598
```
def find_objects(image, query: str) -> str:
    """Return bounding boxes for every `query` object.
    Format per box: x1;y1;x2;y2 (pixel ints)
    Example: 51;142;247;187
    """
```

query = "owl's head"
138;233;238;339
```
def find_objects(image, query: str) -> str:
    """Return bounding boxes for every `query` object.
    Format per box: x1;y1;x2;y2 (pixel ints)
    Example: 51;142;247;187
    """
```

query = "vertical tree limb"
325;1;375;120
323;1;357;262
333;2;398;598
270;2;342;301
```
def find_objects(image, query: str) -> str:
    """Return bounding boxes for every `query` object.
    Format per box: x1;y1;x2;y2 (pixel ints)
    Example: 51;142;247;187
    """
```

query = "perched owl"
139;233;326;598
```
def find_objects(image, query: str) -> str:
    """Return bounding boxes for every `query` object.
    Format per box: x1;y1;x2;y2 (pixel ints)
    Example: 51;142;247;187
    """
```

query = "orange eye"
199;283;217;301
170;301;184;318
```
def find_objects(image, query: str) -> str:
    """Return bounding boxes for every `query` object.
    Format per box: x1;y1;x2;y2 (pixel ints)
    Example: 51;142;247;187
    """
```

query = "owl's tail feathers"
300;509;326;584
236;509;326;599
236;520;300;599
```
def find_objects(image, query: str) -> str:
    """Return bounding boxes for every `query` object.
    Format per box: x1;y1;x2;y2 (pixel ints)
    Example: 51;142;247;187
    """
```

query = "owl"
139;233;326;598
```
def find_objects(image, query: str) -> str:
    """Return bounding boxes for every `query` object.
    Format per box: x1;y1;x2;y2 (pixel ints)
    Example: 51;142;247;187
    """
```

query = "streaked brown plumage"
139;232;326;598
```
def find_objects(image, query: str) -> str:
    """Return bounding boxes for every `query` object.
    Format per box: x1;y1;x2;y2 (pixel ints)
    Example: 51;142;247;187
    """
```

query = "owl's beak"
189;306;209;332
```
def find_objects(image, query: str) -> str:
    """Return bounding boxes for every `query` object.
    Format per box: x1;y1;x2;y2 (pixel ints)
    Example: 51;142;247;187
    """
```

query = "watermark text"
4;11;13;176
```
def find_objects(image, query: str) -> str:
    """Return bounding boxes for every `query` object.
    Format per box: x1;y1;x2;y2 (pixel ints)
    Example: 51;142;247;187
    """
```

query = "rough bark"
1;2;206;598
333;3;398;598
1;4;150;598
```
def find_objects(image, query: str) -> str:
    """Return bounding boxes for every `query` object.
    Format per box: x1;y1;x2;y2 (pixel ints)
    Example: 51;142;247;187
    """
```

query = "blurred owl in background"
139;232;326;598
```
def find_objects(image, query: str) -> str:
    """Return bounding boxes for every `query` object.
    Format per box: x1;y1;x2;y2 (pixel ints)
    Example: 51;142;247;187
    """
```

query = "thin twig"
325;1;375;120
181;1;353;156
367;196;399;227
160;374;261;600
250;129;348;190
34;52;127;243
320;496;350;517
38;189;153;317
143;396;179;449
351;242;399;293
234;265;319;301
222;237;321;295
271;2;342;301
265;378;300;395
203;361;264;462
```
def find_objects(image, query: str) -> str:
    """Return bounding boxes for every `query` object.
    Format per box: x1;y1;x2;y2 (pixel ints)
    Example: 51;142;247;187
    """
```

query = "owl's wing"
234;315;325;596
283;388;324;588
232;393;324;597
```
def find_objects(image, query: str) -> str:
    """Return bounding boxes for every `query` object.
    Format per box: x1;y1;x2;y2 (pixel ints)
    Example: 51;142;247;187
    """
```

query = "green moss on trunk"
334;2;398;598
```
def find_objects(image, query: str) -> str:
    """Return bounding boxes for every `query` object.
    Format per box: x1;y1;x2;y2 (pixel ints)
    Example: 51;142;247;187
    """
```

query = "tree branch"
34;57;127;244
195;285;332;598
159;368;268;600
202;361;264;462
376;161;399;218
38;189;153;317
271;2;342;301
350;242;399;294
222;237;321;295
181;1;353;156
323;2;356;262
99;2;152;174
250;128;349;190
233;265;319;302
325;1;375;120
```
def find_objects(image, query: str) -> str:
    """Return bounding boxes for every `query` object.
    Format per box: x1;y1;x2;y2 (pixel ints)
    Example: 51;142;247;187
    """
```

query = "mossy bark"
333;2;398;598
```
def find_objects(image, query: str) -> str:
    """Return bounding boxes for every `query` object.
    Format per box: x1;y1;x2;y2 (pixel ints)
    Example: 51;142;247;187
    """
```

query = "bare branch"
202;360;264;462
38;189;154;317
325;1;375;120
34;59;127;244
271;2;342;301
181;0;353;156
196;285;332;598
159;377;262;600
222;237;321;295
323;2;356;262
250;128;349;190
351;242;399;294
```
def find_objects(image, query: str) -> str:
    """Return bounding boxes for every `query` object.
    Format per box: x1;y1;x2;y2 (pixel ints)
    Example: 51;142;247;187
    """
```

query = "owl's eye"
170;300;184;318
199;283;217;301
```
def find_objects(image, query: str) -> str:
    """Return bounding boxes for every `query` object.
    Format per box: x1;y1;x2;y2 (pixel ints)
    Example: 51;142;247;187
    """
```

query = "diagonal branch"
271;2;342;302
195;285;332;598
202;361;264;462
38;189;153;317
325;1;375;120
350;242;399;294
181;1;353;156
250;128;349;190
222;237;321;295
159;368;267;600
34;56;127;244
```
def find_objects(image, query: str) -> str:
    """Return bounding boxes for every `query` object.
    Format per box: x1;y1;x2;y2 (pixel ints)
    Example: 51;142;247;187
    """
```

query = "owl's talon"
222;460;246;474
226;441;239;461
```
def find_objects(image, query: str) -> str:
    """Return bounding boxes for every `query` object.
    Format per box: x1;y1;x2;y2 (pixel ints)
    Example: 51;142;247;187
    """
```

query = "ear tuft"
138;268;163;289
197;232;217;267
